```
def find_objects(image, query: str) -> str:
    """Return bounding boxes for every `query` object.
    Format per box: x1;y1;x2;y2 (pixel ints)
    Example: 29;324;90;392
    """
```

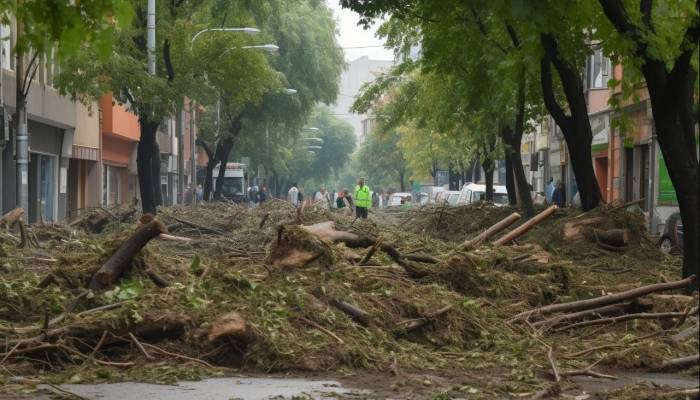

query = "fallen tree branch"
128;332;155;361
298;316;344;344
494;206;557;246
655;354;699;371
360;237;384;265
556;311;688;331
89;215;167;290
398;304;454;332
511;275;698;322
329;299;371;326
463;212;521;248
169;215;225;235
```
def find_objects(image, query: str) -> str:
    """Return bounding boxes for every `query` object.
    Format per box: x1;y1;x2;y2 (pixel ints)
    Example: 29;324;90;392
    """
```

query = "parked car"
388;192;412;207
659;212;683;254
457;183;508;206
435;190;461;205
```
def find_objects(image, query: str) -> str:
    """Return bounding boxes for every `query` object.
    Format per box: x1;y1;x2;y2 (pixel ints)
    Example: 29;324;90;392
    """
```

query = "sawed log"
89;215;167;290
494;205;557;246
0;208;24;229
463;212;521;248
511;275;698;322
593;228;629;248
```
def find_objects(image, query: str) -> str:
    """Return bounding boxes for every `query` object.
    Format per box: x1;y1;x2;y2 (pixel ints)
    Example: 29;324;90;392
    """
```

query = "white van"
457;183;509;206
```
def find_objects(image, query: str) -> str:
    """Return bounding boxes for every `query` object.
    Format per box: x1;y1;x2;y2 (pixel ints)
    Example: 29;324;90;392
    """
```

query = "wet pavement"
40;377;366;400
570;371;699;394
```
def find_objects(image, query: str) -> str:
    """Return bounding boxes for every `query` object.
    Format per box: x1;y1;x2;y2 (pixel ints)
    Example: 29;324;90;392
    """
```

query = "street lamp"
191;27;260;44
304;145;322;150
284;88;298;94
242;44;279;53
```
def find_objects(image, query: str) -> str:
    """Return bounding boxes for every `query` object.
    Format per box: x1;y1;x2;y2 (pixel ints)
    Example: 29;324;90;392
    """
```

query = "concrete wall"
74;101;100;149
2;69;75;128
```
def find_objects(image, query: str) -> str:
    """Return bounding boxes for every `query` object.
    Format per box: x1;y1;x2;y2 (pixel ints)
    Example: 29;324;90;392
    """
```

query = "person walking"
315;186;331;209
258;186;268;203
288;183;299;206
545;178;555;204
371;191;380;208
552;181;565;208
354;178;371;219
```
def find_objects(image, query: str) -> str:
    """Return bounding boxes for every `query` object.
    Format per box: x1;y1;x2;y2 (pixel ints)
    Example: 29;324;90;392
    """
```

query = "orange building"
100;94;140;206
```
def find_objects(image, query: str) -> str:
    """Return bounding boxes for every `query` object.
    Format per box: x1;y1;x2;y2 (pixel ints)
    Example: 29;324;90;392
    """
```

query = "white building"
332;56;394;143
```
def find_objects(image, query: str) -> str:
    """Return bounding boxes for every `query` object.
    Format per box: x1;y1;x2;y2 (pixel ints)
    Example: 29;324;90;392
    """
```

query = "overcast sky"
324;0;394;62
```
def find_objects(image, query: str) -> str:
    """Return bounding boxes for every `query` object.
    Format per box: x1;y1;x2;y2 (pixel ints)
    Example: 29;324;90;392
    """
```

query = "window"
587;48;611;89
103;165;122;205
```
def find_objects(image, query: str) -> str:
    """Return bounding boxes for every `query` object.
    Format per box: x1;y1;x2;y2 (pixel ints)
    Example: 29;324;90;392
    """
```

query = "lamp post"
183;27;263;205
191;27;260;44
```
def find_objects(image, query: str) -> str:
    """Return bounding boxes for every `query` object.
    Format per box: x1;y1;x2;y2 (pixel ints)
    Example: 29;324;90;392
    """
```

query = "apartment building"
0;19;197;221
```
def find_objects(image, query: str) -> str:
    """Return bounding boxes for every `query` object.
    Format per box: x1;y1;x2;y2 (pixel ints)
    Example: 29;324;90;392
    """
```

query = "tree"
596;0;699;286
345;0;541;216
356;129;409;192
195;0;344;201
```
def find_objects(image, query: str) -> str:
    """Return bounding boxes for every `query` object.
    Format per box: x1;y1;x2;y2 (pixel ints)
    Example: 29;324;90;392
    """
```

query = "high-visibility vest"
354;185;371;208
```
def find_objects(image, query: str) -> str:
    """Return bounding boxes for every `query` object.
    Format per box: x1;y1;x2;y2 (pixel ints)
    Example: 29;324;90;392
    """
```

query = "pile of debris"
0;201;697;398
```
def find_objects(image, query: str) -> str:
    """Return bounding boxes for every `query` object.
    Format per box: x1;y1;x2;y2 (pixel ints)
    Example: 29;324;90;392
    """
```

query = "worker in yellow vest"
354;177;371;219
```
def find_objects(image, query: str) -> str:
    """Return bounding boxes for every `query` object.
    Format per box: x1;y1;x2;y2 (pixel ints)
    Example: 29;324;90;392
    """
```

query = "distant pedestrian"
196;184;203;202
315;186;331;209
545;178;555;204
258;186;268;203
372;191;380;208
335;191;345;208
354;178;371;219
288;183;299;206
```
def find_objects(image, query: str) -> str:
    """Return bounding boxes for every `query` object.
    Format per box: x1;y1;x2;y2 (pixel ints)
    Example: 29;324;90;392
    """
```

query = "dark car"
659;213;683;254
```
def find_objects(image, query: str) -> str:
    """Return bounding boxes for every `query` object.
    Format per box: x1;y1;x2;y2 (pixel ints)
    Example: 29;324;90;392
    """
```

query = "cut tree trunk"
89;216;167;290
494;205;557;245
511;275;698;321
0;208;25;229
593;229;629;248
464;212;521;248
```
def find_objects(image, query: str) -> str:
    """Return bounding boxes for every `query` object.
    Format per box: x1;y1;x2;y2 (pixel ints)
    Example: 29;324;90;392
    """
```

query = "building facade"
332;56;394;143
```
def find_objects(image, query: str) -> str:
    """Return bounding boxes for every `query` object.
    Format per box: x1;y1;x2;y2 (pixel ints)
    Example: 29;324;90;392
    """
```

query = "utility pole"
190;100;196;204
15;16;29;213
147;0;156;75
177;106;184;203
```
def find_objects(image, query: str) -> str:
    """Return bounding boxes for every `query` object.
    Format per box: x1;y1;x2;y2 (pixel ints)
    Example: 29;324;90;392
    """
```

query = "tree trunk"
540;34;603;211
151;143;163;207
482;155;494;202
137;119;159;215
504;152;517;205
655;116;699;287
213;137;234;200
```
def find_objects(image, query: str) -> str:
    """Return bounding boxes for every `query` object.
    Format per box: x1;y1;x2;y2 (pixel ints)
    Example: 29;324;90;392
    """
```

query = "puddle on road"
570;371;699;394
46;377;365;400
